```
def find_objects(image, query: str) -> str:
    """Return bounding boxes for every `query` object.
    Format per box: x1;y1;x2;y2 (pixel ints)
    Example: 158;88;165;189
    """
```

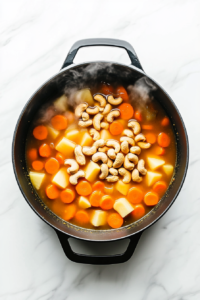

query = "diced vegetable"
100;129;113;140
52;167;69;189
51;115;68;131
100;195;114;210
45;158;60;174
115;180;131;196
32;160;44;171
28;148;38;160
46;184;59;199
63;204;76;221
55;137;76;157
135;111;142;122
113;198;133;218
146;171;162;186
33;125;48;140
157;132;171;147
60;189;75;203
118;103;134;120
107;213;123;228
163;164;174;176
131;204;145;219
161;117;170;126
78;196;91;209
104;185;114;195
127;187;144;204
147;157;165;170
55;153;65;165
75;210;90;224
92;181;105;192
65;129;80;143
109;121;124;136
85;161;101;182
54;95;68;112
76;180;92;196
116;86;129;101
89;190;103;207
74;89;94;106
90;210;107;227
29;172;45;190
144;192;159;206
39;144;51;157
153;181;167;195
146;133;156;144
80;132;93;147
47;126;60;139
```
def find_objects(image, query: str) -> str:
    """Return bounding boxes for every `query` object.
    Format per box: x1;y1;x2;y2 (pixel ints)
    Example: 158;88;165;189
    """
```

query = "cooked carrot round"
118;103;134;120
157;132;171;147
89;190;104;207
63;204;76;221
100;195;114;210
92;181;105;193
56;152;65;165
135;111;142;122
76;180;92;196
39;144;51;157
60;188;75;203
107;213;123;229
46;184;59;199
28;148;38;160
127;187;144;204
142;124;153;130
45;158;60;174
32;160;44;171
116;86;129;101
161;117;170;126
109;121;124;136
155;146;166;156
144;192;159;206
51;115;68;130
131;204;145;219
101;84;114;95
75;210;90;224
33;125;48;140
153;181;167;195
146;133;156;144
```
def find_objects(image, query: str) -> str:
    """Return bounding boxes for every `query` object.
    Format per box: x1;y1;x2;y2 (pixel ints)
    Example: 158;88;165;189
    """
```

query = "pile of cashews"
65;94;151;185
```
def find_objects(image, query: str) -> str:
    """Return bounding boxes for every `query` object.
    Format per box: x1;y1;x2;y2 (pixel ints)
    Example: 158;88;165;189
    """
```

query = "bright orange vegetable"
45;158;60;174
55;152;65;165
107;213;123;229
101;84;114;95
63;204;76;221
157;132;171;147
118;103;134;120
76;180;92;196
116;86;129;101
75;210;90;224
131;204;145;219
100;195;114;210
51;115;68;130
109;121;124;136
161;117;170;126
153;181;167;195
155;146;166;156
46;184;59;199
39;144;51;157
135;111;142;122
28;148;38;160
89;190;104;207
146;133;156;144
64;111;75;124
127;187;144;204
144;192;159;206
142;125;153;130
60;188;75;203
92;181;105;193
33;125;48;140
32;160;44;171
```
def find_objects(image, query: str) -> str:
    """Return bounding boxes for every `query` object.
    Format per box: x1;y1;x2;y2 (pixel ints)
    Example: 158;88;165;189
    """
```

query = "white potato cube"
47;126;60;139
163;164;174;176
147;157;165;170
91;210;107;227
100;129;113;140
115;180;131;196
55;137;76;157
54;95;68;111
85;161;100;182
29;172;45;190
65;129;80;143
146;171;162;186
113;198;133;218
78;196;91;209
80;132;93;147
52;168;69;189
74;89;94;106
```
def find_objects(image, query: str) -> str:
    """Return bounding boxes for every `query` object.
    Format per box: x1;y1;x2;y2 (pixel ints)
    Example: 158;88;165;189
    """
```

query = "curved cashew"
107;148;116;160
124;153;138;171
75;103;88;118
121;140;129;154
82;112;89;121
106;139;120;153
94;94;107;107
78;119;93;128
130;146;141;155
119;168;131;184
74;145;86;165
95;102;104;112
89;128;100;141
64;159;79;174
100;122;109;129
107;95;123;105
107;158;113;168
122;129;134;138
92;152;108;164
93;139;105;149
99;164;109;179
137;159;147;176
82;145;97;156
137;142;151;149
109;168;118;176
113;153;125;168
93;113;103;131
106;175;119;183
102;104;112;115
98;146;109;153
69;170;85;185
132;169;142;183
128;120;141;135
120;136;135;146
135;133;146;143
106;109;120;123
86;106;100;115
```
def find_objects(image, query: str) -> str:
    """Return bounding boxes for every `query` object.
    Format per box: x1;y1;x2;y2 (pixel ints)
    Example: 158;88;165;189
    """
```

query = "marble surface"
1;0;200;299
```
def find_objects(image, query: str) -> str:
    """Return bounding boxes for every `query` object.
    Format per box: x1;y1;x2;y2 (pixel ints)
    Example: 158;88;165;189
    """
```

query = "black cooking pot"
12;38;189;265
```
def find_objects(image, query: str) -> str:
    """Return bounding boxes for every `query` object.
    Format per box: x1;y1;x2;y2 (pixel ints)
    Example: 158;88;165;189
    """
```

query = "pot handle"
61;38;143;71
55;229;142;265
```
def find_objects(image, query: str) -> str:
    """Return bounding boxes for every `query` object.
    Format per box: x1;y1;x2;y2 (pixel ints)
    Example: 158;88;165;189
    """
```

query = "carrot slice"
92;181;105;192
116;86;129;101
28;148;38;160
32;160;44;171
118;103;134;120
107;213;123;229
63;204;76;221
89;190;104;207
100;195;114;210
51;115;68;130
101;84;114;95
153;181;167;195
76;180;92;196
55;152;65;165
161;117;170;126
75;210;90;224
39;144;51;157
45;158;60;174
60;188;75;203
135;111;142;122
142;125;153;130
109;121;124;136
46;184;59;199
127;187;144;204
33;125;48;140
144;192;159;206
146;133;156;144
155;146;166;156
157;132;171;147
64;111;75;124
131;204;145;219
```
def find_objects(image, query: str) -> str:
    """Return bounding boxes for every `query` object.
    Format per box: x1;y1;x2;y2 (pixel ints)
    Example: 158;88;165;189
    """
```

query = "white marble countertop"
1;0;200;299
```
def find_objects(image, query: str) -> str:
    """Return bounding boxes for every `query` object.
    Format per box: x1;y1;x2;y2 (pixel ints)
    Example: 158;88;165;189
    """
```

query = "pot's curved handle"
55;230;142;265
61;38;143;71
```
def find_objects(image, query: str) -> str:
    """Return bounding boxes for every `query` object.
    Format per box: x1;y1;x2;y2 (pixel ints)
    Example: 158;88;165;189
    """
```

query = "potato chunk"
91;210;107;227
115;180;131;196
147;157;165;170
55;137;76;157
80;132;93;147
113;198;133;218
54;95;68;111
85;161;101;182
74;89;94;106
163;164;174;176
100;129;113;140
47;126;60;139
146;171;162;186
65;129;80;143
29;172;45;190
78;196;91;209
52;168;69;189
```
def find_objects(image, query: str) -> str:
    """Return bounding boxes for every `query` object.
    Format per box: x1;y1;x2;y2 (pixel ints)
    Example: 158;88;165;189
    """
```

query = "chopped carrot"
153;181;167;195
127;187;144;204
155;146;166;156
32;160;44;171
39;144;51;157
46;184;59;199
64;111;75;124
60;188;75;203
142;125;153;130
131;204;145;219
101;84;114;95
144;192;159;206
116;86;129;101
146;133;156;144
161;117;170;126
109;121;124;136
55;152;65;165
75;210;90;224
76;180;92;196
89;190;104;207
100;195;114;210
157;132;171;147
45;158;60;174
63;204;76;221
92;181;105;192
118;103;134;120
135;111;142;122
28;148;38;160
33;125;48;140
51;115;68;130
107;213;123;229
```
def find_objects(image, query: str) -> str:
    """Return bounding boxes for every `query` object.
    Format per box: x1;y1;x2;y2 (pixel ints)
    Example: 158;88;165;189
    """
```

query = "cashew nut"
102;104;112;115
107;158;113;168
113;153;125;168
86;106;100;115
93;139;105;149
107;95;123;105
94;94;106;107
89;128;100;141
107;148;116;160
69;170;85;185
106;175;119;183
121;141;129;154
106;139;120;153
130;146;141;155
64;159;79;174
99;164;109;179
82;145;97;156
137;159;147;175
78;119;93;127
124;153;138;170
137;142;151;149
132;169;142;183
82;112;89;121
120;136;135;146
128;120;141;135
74;145;86;165
92;152;108;164
106;109;120;123
75;103;88;118
118;168;131;184
122;129;134;138
100;122;109;129
109;168;118;176
98;146;110;153
93;113;103;131
135;133;146;143
95;102;104;112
